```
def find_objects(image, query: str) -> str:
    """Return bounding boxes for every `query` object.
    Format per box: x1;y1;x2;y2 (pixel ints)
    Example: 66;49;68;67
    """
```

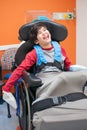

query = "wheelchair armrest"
23;71;43;88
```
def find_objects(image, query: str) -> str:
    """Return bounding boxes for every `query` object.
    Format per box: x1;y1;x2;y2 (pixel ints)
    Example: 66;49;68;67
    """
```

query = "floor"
0;101;20;130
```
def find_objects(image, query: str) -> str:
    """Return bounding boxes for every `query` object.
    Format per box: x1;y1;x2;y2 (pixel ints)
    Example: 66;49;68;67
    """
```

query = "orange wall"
0;0;76;64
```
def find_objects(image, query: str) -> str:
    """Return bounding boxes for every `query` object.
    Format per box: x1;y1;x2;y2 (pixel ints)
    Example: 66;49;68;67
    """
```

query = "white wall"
76;0;87;66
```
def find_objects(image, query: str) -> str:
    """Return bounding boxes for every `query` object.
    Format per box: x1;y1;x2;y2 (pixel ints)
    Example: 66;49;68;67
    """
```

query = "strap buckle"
52;96;67;106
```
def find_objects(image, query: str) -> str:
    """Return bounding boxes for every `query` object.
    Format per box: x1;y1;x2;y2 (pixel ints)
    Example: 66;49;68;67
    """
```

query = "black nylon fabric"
32;92;87;114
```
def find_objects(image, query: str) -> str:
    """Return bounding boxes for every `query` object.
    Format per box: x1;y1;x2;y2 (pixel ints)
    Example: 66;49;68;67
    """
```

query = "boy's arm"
61;47;72;71
61;47;87;72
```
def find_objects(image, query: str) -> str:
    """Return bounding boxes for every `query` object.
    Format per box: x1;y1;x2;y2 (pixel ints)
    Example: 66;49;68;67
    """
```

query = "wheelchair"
13;20;87;130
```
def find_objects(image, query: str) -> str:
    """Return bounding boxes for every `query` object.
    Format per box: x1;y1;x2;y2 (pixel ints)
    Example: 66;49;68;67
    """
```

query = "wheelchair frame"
5;20;87;130
16;71;42;130
6;20;69;130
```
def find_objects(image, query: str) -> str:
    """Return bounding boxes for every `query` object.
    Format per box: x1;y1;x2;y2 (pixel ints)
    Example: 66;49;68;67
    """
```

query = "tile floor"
0;102;19;130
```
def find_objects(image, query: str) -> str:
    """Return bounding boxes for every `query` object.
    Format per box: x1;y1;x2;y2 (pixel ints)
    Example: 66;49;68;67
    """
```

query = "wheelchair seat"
16;19;68;102
14;20;87;130
14;20;68;130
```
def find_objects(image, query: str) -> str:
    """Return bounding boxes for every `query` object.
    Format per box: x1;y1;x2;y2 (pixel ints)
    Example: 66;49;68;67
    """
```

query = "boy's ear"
35;40;38;44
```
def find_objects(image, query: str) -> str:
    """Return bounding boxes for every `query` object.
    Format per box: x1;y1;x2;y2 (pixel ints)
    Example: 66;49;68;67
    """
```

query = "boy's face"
35;26;51;48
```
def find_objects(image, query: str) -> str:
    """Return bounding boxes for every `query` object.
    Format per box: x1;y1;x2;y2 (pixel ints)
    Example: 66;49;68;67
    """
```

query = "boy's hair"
28;22;48;43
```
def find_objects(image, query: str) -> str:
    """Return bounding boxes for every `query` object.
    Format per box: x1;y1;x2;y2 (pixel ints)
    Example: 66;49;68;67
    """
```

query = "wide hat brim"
19;20;68;42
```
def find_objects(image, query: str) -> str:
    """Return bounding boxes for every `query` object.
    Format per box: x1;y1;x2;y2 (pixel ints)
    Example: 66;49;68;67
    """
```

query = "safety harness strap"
36;60;63;73
32;92;87;114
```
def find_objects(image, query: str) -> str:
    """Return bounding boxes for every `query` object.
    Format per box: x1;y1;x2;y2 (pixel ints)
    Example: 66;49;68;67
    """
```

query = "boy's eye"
39;29;46;34
43;29;46;31
38;27;47;35
38;31;42;35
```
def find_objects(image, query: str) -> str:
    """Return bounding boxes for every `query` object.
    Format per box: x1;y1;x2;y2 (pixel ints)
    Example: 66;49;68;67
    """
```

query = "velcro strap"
32;92;87;114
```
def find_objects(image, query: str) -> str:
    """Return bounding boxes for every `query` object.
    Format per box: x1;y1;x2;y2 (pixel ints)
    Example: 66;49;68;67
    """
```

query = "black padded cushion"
15;40;33;65
19;20;68;42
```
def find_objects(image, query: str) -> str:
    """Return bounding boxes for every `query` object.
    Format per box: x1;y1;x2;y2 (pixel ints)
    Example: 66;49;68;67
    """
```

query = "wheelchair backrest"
19;20;68;42
15;20;68;71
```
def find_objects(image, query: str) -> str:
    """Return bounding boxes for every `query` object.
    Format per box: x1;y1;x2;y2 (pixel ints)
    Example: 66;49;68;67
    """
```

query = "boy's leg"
36;70;87;99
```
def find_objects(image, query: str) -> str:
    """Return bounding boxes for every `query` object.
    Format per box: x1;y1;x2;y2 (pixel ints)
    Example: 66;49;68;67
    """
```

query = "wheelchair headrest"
19;20;68;42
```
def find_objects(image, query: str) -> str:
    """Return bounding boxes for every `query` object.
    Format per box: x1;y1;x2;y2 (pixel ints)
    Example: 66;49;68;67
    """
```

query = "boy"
2;22;87;109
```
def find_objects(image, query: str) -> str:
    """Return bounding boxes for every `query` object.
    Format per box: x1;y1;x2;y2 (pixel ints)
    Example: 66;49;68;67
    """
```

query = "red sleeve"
61;47;72;71
3;49;37;90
